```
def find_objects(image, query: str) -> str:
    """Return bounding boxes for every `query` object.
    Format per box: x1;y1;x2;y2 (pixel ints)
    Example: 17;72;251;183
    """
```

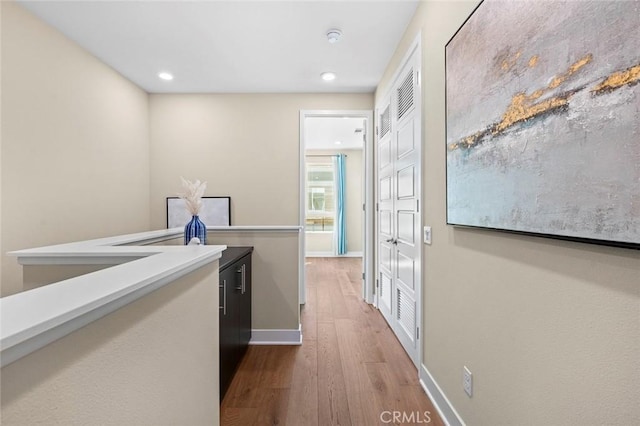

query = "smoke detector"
326;29;343;44
321;72;336;81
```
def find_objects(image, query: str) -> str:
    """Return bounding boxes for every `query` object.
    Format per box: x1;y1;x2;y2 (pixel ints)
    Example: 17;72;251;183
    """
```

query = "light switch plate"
423;226;432;245
463;366;473;397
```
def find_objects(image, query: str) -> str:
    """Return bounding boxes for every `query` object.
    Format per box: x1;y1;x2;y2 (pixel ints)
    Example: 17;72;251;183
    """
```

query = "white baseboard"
249;325;302;345
343;251;363;257
305;251;363;258
305;251;334;257
419;363;466;426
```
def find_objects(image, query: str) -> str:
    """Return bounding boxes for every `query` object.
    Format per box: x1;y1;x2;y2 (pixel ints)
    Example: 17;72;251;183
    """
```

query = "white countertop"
1;229;227;367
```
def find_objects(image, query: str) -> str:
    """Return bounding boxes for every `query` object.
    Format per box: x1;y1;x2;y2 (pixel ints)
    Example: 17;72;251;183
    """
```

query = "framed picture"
166;196;231;228
445;0;639;249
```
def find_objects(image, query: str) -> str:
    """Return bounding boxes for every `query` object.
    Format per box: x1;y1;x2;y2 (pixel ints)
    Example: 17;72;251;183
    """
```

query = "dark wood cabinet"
218;247;252;401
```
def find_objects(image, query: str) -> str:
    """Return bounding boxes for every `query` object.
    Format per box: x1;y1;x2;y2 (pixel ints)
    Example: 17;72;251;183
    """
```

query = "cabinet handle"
235;266;243;291
236;263;247;294
220;279;227;315
242;264;246;294
236;264;247;294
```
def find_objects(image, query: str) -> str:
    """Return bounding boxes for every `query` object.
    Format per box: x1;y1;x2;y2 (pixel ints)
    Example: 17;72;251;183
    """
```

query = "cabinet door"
219;267;237;399
219;252;253;401
237;254;252;352
229;260;244;366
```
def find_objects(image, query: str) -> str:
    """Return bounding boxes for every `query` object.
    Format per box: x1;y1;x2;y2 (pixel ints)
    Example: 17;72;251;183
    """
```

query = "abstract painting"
446;0;639;248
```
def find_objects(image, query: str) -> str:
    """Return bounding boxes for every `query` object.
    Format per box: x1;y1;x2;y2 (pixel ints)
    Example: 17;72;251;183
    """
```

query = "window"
306;163;335;231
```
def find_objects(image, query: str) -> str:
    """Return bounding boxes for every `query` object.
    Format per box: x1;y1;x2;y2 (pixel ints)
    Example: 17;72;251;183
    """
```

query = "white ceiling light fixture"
326;28;343;44
334;140;342;145
158;71;174;81
321;72;336;81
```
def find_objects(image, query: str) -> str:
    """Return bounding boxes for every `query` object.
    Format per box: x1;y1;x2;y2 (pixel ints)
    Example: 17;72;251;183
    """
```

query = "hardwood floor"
220;257;443;426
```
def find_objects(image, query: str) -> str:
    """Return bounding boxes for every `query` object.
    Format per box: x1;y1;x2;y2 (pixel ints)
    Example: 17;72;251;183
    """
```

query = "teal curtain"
334;154;347;255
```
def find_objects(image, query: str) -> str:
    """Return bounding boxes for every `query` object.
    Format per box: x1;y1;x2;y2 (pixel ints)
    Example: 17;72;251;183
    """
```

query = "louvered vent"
379;105;390;138
397;289;416;342
397;69;414;120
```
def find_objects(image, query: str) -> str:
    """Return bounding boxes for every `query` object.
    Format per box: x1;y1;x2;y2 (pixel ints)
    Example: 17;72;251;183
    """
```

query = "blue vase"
184;215;207;245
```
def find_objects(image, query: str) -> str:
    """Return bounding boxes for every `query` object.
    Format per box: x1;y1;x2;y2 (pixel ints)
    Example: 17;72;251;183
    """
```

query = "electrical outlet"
463;366;473;397
423;226;432;245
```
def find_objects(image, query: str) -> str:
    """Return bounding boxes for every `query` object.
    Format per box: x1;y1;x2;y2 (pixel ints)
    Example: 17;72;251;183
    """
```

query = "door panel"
393;113;420;366
380;176;392;201
380;243;392;272
396;165;415;199
397;120;415;158
380;210;392;235
397;251;415;291
397;211;415;243
379;139;392;167
377;102;394;325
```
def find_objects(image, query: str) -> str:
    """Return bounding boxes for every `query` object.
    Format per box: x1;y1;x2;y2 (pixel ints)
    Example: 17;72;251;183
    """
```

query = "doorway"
299;110;374;305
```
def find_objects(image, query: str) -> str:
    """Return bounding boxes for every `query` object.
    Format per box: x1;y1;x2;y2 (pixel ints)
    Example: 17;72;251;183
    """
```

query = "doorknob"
386;238;394;243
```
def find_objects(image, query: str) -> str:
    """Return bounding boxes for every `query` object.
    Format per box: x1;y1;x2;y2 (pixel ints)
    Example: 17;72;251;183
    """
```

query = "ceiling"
305;117;366;150
18;0;419;94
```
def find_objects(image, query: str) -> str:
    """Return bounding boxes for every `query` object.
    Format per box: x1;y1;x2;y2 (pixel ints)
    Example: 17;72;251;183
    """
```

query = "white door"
377;102;394;324
376;49;421;367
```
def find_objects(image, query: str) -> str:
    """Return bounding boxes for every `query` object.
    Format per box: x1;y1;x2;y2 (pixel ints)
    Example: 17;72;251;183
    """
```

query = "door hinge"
417;326;420;340
362;272;365;281
376;202;379;212
417;199;420;212
375;125;379;136
376;278;379;288
363;203;366;212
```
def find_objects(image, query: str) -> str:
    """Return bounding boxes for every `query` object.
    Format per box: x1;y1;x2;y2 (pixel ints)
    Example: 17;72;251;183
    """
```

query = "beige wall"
149;94;372;332
23;264;111;291
0;1;151;296
207;231;300;330
305;148;363;254
148;93;373;230
376;1;640;425
1;262;220;425
305;231;332;254
149;233;299;331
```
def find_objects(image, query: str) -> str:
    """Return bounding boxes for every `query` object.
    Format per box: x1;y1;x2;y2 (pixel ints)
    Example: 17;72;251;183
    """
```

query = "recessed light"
158;72;174;81
321;72;336;81
326;29;343;44
334;140;342;145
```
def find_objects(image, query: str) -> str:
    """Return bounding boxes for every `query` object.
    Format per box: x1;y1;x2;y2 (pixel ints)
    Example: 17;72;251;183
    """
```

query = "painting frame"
166;196;231;229
444;0;640;250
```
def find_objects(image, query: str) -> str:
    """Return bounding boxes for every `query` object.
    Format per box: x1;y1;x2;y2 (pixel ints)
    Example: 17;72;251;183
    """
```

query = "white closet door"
376;50;421;367
392;63;420;365
377;101;394;324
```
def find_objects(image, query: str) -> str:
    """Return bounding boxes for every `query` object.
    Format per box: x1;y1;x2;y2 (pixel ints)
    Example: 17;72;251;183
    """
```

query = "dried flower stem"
178;177;207;216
